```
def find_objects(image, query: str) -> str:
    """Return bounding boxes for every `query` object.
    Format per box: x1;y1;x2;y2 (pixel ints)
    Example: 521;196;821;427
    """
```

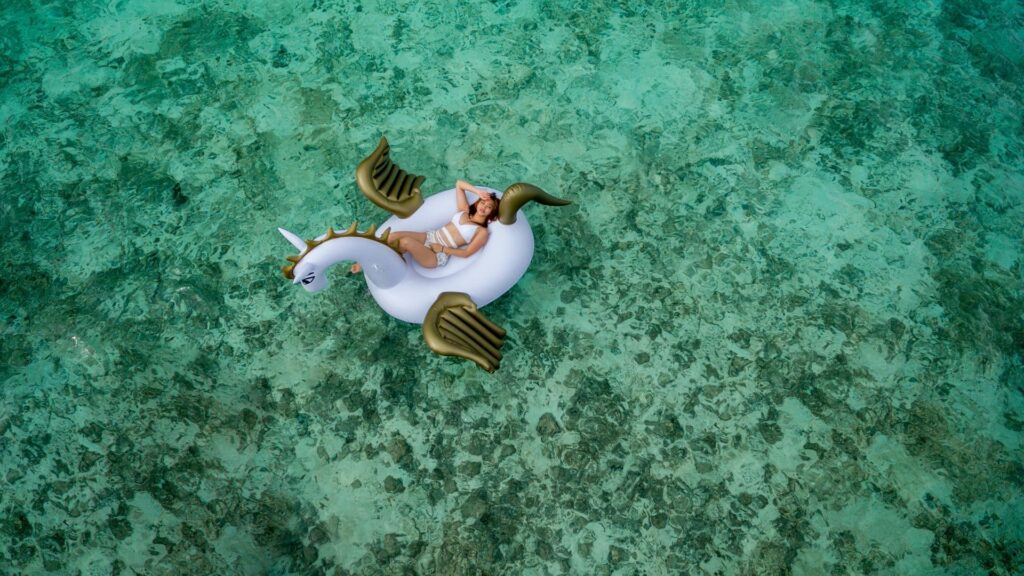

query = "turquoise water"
2;0;1023;574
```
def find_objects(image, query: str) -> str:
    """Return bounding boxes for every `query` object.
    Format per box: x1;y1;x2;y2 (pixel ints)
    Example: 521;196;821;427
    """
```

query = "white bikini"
424;211;481;266
438;211;480;248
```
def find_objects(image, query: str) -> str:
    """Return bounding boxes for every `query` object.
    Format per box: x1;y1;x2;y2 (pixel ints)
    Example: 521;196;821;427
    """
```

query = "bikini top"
441;211;481;246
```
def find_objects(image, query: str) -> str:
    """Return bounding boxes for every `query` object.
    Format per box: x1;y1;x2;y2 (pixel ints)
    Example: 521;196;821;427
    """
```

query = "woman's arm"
444;228;489;258
455;179;489;213
454;180;470;212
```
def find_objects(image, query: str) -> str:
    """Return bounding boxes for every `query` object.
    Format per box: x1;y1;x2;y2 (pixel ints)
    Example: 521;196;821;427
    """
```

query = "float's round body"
367;187;534;324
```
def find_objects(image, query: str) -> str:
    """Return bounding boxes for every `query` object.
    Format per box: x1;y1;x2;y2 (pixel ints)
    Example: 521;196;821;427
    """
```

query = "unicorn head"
278;227;330;293
291;258;329;293
278;223;408;294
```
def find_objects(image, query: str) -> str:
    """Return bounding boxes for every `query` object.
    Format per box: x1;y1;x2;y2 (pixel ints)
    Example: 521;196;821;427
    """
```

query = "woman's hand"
457;179;487;199
431;243;444;253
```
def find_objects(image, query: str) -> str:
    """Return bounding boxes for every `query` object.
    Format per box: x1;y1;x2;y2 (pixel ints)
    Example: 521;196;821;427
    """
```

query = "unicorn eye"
301;275;315;285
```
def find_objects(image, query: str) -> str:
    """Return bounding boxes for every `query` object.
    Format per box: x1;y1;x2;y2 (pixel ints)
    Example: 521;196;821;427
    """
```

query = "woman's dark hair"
468;193;500;227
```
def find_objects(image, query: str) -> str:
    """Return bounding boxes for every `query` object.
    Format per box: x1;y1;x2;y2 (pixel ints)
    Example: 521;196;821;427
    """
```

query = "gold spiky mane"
281;222;401;279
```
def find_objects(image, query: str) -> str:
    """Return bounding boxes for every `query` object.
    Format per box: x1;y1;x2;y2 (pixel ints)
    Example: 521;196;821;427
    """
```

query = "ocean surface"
1;0;1022;574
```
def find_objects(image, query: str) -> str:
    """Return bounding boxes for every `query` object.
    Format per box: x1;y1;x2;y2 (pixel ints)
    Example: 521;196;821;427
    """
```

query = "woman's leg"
399;237;440;268
390;231;426;246
352;231;428;272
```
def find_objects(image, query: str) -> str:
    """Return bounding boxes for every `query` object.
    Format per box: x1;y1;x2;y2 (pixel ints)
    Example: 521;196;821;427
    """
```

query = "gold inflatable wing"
423;292;507;373
355;136;425;218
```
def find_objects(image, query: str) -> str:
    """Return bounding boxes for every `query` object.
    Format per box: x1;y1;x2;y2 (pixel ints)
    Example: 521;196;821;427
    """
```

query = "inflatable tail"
497;183;571;225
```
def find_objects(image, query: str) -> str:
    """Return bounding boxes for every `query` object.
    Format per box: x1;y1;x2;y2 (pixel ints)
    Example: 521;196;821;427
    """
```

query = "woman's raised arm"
455;179;489;212
454;180;471;212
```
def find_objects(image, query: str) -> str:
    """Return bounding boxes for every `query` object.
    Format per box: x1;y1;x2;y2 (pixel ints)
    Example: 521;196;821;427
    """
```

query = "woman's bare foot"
350;263;362;274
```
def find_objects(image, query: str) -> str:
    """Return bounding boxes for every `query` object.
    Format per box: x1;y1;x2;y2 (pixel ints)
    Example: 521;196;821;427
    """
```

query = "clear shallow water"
1;0;1022;574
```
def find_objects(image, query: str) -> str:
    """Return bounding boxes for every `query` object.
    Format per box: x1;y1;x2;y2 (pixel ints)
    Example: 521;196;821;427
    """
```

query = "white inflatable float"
278;187;532;324
277;137;570;372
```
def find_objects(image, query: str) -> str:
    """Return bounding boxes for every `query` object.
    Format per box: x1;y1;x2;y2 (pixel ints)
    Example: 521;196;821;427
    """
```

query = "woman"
351;180;500;272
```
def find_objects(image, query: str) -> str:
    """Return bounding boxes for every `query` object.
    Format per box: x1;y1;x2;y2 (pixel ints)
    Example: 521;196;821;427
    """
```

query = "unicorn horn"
278;227;307;252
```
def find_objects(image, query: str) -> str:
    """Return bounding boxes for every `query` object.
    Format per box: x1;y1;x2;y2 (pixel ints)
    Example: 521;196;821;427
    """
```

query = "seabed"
1;1;1022;574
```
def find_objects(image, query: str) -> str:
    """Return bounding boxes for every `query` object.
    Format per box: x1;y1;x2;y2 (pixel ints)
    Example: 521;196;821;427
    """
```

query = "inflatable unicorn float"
278;137;570;372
